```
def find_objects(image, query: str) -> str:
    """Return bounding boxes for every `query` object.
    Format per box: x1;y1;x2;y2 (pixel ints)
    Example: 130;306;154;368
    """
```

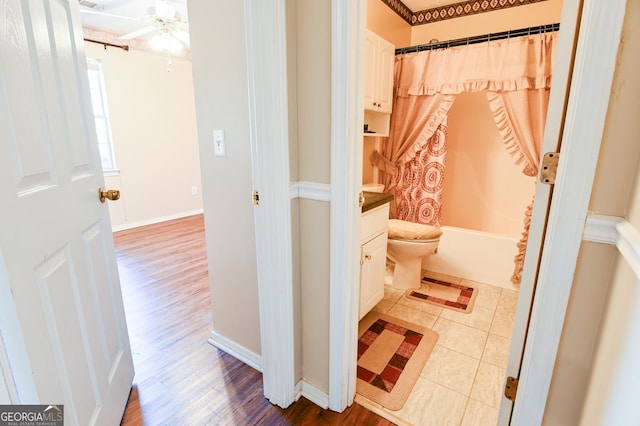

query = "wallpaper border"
381;0;549;26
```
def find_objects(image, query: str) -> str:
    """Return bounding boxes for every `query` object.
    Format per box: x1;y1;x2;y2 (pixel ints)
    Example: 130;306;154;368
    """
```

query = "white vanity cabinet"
359;203;390;320
363;30;395;137
364;30;395;113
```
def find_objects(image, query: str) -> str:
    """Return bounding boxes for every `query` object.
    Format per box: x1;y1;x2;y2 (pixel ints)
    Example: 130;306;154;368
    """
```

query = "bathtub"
422;225;520;290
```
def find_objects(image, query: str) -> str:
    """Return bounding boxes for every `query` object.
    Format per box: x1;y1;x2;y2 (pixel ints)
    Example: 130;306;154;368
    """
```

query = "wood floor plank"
116;215;395;425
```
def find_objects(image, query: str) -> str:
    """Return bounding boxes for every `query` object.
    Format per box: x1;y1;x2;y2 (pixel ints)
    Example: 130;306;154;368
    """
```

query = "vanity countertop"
362;191;394;213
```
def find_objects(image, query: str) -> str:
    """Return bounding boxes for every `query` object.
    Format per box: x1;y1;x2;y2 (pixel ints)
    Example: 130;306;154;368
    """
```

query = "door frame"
328;0;628;423
328;0;367;411
244;0;296;409
508;1;627;423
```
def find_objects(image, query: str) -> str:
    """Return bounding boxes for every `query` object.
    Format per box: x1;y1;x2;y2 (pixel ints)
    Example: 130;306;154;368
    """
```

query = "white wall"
84;42;203;230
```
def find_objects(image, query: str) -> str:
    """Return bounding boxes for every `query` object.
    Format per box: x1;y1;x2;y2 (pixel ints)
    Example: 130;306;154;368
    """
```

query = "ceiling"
78;0;188;43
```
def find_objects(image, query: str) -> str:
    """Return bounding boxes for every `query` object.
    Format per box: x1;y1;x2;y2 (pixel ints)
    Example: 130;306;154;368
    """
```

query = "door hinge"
540;152;560;185
504;376;519;402
252;189;260;206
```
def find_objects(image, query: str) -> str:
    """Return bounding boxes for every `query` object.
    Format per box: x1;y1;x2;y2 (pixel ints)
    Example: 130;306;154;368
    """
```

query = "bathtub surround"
424;226;520;290
357;312;439;410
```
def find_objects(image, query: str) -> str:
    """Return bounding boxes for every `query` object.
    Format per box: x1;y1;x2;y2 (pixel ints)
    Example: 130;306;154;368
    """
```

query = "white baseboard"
207;330;262;372
111;209;204;232
294;380;329;409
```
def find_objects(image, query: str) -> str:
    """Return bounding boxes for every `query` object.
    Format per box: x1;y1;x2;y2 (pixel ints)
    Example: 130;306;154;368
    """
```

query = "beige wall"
411;0;563;45
579;256;639;425
296;0;332;392
442;92;535;237
296;0;331;184
188;0;261;355
85;43;203;230
545;0;640;423
367;0;412;47
188;0;332;389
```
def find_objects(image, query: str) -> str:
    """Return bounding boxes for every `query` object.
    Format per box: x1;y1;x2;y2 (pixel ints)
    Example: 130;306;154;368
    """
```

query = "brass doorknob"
99;187;120;203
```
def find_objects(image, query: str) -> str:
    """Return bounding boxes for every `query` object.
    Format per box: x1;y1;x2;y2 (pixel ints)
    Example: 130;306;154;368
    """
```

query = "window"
87;58;118;173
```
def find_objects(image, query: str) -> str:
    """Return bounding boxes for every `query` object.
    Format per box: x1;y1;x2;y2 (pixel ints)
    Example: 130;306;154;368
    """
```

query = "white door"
0;1;134;425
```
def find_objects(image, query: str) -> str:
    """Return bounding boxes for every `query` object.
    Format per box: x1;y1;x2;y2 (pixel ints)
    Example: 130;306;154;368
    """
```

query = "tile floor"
358;267;518;426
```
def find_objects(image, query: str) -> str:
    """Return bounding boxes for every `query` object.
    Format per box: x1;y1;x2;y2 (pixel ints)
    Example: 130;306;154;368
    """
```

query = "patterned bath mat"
405;276;477;313
356;313;438;411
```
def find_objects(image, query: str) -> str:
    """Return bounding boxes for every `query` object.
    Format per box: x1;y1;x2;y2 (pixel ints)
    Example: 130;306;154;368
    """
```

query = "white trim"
583;214;620;245
207;330;262;373
584;214;640;280
329;0;366;411
512;1;628;424
110;209;204;233
297;380;330;409
290;181;331;202
615;220;640;280
244;0;296;409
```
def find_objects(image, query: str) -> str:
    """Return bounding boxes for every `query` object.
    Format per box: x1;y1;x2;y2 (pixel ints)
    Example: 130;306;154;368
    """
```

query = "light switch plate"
213;129;226;157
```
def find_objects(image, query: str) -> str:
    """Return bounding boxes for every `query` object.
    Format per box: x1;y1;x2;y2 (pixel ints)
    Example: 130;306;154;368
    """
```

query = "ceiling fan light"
150;33;182;54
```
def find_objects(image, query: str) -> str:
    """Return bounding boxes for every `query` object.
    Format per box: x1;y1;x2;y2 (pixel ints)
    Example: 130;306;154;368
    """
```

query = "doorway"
329;0;585;422
81;17;214;419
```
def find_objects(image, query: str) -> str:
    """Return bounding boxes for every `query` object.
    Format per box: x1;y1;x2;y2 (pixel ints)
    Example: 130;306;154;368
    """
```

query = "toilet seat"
388;219;442;241
388;236;440;243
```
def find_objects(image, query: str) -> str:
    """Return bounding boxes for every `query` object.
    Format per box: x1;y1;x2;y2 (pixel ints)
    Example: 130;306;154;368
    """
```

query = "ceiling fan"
80;0;190;53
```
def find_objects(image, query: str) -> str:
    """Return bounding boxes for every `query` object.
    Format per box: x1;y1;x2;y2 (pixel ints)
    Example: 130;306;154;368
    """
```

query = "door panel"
0;1;133;424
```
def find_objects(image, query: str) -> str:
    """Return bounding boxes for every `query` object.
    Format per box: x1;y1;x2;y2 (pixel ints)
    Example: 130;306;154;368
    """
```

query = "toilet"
386;219;443;290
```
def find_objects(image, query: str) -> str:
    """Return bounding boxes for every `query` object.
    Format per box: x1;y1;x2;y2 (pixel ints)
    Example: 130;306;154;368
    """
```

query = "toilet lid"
388;219;442;241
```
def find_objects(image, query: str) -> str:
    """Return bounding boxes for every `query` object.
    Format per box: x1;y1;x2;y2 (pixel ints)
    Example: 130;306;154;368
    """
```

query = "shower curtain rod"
84;38;129;51
395;22;560;55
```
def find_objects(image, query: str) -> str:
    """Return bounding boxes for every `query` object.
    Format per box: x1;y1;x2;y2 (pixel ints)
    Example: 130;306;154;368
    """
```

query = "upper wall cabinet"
364;30;395;114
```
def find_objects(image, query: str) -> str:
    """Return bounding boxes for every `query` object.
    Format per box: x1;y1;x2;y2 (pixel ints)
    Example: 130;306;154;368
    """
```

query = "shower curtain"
392;120;448;226
371;32;557;283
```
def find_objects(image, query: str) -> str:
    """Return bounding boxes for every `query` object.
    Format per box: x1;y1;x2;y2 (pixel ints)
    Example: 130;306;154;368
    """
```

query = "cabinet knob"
364;254;372;261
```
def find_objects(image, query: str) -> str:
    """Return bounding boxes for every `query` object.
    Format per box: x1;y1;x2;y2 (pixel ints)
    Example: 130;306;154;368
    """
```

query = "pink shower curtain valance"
394;33;557;97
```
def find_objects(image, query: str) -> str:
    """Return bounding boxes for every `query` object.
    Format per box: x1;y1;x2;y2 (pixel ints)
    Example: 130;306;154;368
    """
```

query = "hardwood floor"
115;215;394;425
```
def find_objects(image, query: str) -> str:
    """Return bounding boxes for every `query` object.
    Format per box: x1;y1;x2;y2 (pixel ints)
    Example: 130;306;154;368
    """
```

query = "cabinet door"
376;37;395;114
359;232;389;320
364;30;377;111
